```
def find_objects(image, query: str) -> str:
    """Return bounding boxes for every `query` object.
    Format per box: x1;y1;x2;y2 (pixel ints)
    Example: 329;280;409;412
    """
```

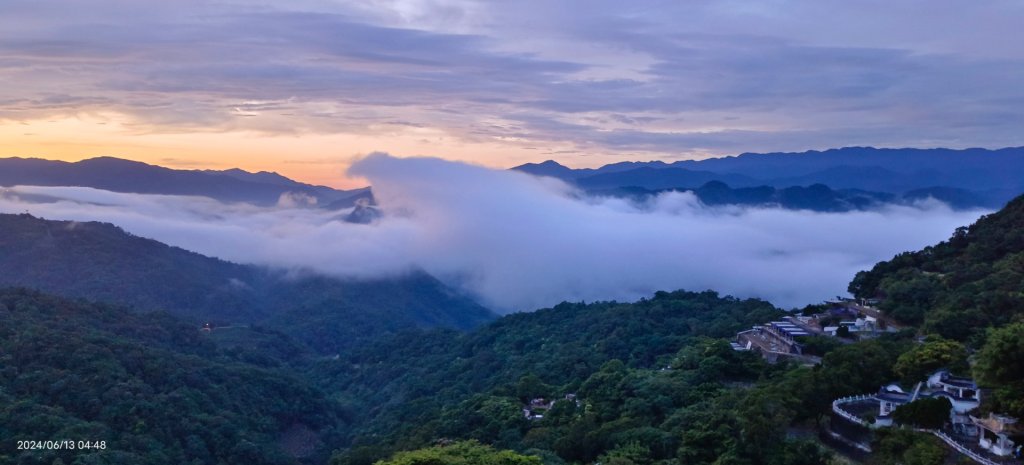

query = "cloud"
2;1;1024;163
0;154;989;312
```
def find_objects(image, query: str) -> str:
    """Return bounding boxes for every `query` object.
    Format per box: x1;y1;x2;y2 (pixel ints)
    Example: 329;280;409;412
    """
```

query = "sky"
0;154;988;311
2;1;1024;187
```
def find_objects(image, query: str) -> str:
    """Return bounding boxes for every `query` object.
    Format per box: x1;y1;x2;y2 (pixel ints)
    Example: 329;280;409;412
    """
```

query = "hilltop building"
734;320;805;356
822;316;878;337
834;370;1024;459
874;370;980;434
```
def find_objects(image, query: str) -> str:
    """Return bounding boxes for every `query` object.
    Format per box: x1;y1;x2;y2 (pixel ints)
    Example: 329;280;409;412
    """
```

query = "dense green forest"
1;286;854;465
322;326;926;465
0;289;346;464
0;284;945;465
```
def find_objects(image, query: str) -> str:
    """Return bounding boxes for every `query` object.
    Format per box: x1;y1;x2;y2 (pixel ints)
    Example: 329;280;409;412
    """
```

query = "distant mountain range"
515;147;1024;209
0;156;370;208
0;213;495;353
3;147;1021;212
588;182;998;212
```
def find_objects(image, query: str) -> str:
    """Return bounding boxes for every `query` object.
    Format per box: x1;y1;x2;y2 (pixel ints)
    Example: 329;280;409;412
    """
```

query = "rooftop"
938;374;978;389
877;391;911;403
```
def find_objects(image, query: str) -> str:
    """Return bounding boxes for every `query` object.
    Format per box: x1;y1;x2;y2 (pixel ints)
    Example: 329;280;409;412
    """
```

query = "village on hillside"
732;298;1023;464
730;298;897;364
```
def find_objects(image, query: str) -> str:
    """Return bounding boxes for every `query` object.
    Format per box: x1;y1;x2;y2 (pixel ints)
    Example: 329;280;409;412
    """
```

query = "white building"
972;413;1020;457
874;370;980;432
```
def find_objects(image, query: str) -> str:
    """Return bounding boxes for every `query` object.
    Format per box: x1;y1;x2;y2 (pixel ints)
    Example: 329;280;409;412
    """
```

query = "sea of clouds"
0;153;989;312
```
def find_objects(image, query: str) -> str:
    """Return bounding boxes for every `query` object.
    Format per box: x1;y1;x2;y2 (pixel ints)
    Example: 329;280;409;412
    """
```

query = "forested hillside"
1;286;850;465
843;193;1024;426
0;289;346;464
0;213;495;353
315;291;911;465
0;285;959;465
320;194;1024;465
849;194;1024;341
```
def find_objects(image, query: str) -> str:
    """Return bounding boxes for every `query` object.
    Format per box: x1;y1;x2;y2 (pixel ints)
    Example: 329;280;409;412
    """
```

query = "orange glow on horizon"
0;116;444;189
0;113;654;189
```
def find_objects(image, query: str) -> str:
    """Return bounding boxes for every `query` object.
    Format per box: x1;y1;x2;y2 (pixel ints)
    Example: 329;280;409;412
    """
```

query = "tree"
774;440;832;465
737;388;795;462
516;374;551;402
975;323;1024;417
819;338;908;397
870;430;947;465
976;323;1024;386
597;442;651;465
794;336;842;357
903;438;948;465
878;270;943;325
892;397;952;429
374;441;541;465
893;336;968;383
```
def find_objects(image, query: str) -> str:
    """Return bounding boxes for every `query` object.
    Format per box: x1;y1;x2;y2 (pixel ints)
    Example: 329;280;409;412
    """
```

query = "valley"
1;189;1022;465
1;151;1022;465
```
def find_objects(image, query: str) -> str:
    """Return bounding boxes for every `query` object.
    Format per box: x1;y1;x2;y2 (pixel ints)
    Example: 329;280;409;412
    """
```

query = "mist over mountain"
0;213;494;354
0;153;988;312
587;182;889;212
0;156;370;208
576;167;759;190
514;146;1024;209
849;193;1024;340
4;146;1018;216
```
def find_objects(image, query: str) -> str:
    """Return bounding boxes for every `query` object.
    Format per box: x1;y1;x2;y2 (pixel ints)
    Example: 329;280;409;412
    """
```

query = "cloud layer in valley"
0;154;989;312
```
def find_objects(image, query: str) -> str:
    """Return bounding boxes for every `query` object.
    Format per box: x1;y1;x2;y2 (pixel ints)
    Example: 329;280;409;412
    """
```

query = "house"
734;323;804;357
828;306;860;320
729;340;752;351
873;371;981;431
839;316;878;334
769;321;812;339
529;398;555;409
731;316;834;364
523;397;557;420
820;317;882;338
927;371;981;434
875;384;910;426
522;407;543;420
833;370;1024;462
971;413;1021;457
927;371;981;411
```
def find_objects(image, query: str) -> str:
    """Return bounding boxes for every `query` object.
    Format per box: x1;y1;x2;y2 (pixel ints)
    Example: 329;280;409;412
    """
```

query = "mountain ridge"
511;146;1024;209
848;192;1024;340
0;213;496;353
0;156;369;208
